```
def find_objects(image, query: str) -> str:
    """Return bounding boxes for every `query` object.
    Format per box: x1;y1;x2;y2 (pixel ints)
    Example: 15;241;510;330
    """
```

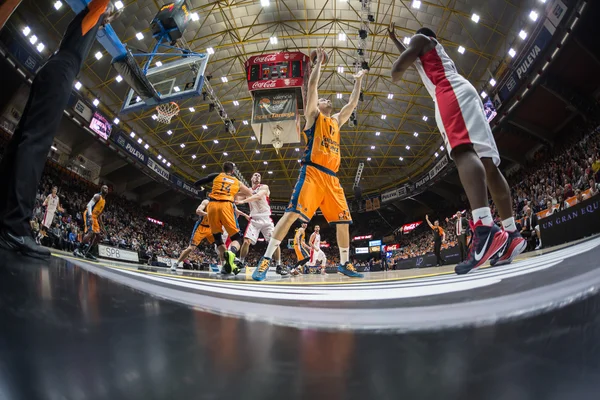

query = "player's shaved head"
416;27;437;39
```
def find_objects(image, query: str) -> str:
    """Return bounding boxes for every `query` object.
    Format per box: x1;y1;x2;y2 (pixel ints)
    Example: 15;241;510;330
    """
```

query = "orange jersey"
209;173;240;202
302;113;341;174
91;195;105;217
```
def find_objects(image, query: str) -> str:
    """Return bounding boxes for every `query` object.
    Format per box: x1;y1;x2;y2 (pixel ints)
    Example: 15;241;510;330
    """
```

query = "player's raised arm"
194;172;220;187
387;22;407;53
425;214;434;229
304;48;326;127
236;185;269;205
390;34;429;82
334;69;367;127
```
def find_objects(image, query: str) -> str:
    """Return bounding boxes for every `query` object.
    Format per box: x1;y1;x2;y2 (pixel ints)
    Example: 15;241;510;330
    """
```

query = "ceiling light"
471;13;480;23
268;171;273;174
151;114;158;120
155;61;162;67
381;115;386;120
180;143;185;148
158;155;162;160
95;51;103;60
255;150;260;154
508;48;516;58
144;144;149;150
435;152;439;157
412;0;421;9
297;159;301;163
413;132;419;137
113;118;120;125
270;36;278;45
529;10;539;21
399;157;404;161
202;165;206;169
242;120;248;125
36;42;44;52
54;1;63;10
370;145;375;149
29;35;38;45
519;30;528;40
207;47;215;55
167;162;171;167
130;132;136;138
221;76;228;83
189;107;195;112
173;86;180;92
115;75;123;82
74;81;82;90
251;136;256;141
336;93;342;99
115;1;124;9
539;0;547;3
490;78;497;86
440;145;444;151
162;158;167;164
51;146;58;151
367;157;371;161
458;46;465;54
167;130;172;135
136;32;144;40
22;26;30;36
337;66;344;73
403;37;411;45
93;99;100;107
192;155;197;159
233;100;239;106
375;131;380;136
406;145;410;150
213;139;219;143
295;148;300;152
338;32;346;41
191;12;199;21
137;138;143;144
135;96;142;103
261;0;270;6
263;161;268;165
223;152;228;156
387;93;394;99
423;116;428;121
480;91;488;99
202;125;208;129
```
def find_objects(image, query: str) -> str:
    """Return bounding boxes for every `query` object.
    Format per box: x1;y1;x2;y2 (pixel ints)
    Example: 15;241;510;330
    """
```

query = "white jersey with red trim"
249;184;271;217
311;232;321;250
46;194;59;213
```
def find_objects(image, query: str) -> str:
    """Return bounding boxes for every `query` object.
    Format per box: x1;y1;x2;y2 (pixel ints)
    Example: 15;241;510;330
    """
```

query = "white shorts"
42;210;56;229
309;249;326;266
244;215;274;245
434;75;500;166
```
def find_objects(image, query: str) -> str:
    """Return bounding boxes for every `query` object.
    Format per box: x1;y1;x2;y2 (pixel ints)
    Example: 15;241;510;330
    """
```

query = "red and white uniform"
309;232;326;266
414;36;500;166
42;194;59;229
244;184;275;245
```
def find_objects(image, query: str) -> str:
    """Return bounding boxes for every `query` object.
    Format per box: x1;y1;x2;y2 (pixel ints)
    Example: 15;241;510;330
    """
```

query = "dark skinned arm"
391;34;430;83
194;172;220;187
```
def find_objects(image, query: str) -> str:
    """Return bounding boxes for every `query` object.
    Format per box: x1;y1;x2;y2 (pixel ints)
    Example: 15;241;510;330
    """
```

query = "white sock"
276;254;281;266
264;239;281;259
502;217;517;233
472;207;493;226
339;247;349;264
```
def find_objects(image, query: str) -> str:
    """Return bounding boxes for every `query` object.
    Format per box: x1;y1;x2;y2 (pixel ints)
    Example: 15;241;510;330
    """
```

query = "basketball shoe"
489;230;527;267
337;262;364;278
455;222;508;275
252;257;271;281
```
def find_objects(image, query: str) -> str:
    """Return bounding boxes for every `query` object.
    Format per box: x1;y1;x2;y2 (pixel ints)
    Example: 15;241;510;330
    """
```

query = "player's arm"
57;199;65;213
196;199;209;216
234;208;250;221
238;183;253;197
333;70;367;128
43;195;49;207
236;185;269;205
86;194;100;216
425;214;434;229
387;22;407;53
194;172;220;187
391;34;429;82
309;232;316;249
304;47;326;127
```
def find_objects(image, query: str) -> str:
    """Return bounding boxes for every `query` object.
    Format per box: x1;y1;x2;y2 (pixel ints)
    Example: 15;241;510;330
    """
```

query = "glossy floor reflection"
1;250;600;400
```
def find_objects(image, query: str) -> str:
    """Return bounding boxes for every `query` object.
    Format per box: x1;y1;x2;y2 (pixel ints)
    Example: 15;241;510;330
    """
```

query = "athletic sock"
502;217;517;233
339;247;349;265
472;207;493;227
264;238;281;259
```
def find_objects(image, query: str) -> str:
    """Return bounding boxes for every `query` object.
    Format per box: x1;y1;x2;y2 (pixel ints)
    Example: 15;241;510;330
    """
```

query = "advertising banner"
539;196;600;248
355;247;369;254
369;240;382;247
416;155;449;189
396;248;461;270
98;244;139;263
401;221;423;233
114;132;147;164
74;99;93;122
251;90;297;124
157;256;178;267
546;0;568;28
147;158;170;180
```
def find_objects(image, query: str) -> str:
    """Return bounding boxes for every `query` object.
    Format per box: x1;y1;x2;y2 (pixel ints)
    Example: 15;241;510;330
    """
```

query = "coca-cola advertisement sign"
251;80;278;90
245;52;306;66
248;78;303;91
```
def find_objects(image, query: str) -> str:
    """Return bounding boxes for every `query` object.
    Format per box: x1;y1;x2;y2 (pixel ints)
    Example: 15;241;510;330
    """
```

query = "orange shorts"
295;246;309;261
190;222;215;247
286;165;352;223
207;201;240;236
83;213;100;234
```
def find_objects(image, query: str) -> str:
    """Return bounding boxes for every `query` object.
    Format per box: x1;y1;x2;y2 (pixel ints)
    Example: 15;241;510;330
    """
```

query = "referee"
0;1;120;258
426;214;446;266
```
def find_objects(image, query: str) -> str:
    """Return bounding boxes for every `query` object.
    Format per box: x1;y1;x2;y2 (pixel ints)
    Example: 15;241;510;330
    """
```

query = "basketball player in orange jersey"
74;185;109;261
195;162;253;275
171;198;214;272
253;48;367;281
290;222;312;275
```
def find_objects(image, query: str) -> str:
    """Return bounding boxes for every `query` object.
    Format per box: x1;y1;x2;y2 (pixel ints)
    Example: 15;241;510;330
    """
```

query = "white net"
156;102;180;124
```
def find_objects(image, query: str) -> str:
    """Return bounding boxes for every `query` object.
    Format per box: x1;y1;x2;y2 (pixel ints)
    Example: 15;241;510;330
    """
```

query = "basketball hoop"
156;102;180;124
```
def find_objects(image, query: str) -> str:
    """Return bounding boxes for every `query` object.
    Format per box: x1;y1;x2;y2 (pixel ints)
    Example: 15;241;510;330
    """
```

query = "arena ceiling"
26;0;541;201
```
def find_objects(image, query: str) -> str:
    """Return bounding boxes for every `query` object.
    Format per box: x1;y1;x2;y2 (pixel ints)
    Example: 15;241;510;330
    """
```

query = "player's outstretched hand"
235;199;244;205
353;69;367;80
317;47;327;64
387;22;397;41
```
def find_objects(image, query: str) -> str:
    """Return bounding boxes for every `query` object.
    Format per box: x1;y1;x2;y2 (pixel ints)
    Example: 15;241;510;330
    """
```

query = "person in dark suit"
520;206;539;251
447;211;469;262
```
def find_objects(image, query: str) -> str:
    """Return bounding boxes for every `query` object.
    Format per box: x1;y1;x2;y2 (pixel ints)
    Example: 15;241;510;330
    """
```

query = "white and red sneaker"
455;222;508;275
489;230;527;267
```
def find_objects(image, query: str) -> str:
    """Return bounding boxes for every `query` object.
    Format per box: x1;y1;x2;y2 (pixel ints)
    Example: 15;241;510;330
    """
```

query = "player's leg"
222;204;243;275
207;202;227;267
175;221;203;271
240;219;259;264
0;1;117;258
261;220;288;275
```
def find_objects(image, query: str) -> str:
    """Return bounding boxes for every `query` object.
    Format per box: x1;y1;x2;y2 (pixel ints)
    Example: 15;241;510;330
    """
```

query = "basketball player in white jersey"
39;186;64;243
388;23;526;275
307;225;327;274
236;173;288;276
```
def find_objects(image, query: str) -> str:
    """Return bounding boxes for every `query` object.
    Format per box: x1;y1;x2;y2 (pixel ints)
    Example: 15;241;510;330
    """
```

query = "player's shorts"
42;210;56;229
286;164;352;224
83;213;100;234
309;249;326;266
244;215;274;245
207;200;240;237
295;245;309;261
190;222;214;247
434;75;500;166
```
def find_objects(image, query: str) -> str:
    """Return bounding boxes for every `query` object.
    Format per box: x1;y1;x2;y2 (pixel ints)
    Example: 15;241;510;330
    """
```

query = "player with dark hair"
74;185;109;261
194;162;253;274
388;23;526;274
0;0;121;258
171;197;215;272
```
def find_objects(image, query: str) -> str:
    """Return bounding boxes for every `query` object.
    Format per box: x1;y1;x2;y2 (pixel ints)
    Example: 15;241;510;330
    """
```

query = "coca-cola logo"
251;80;278;89
253;54;278;63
